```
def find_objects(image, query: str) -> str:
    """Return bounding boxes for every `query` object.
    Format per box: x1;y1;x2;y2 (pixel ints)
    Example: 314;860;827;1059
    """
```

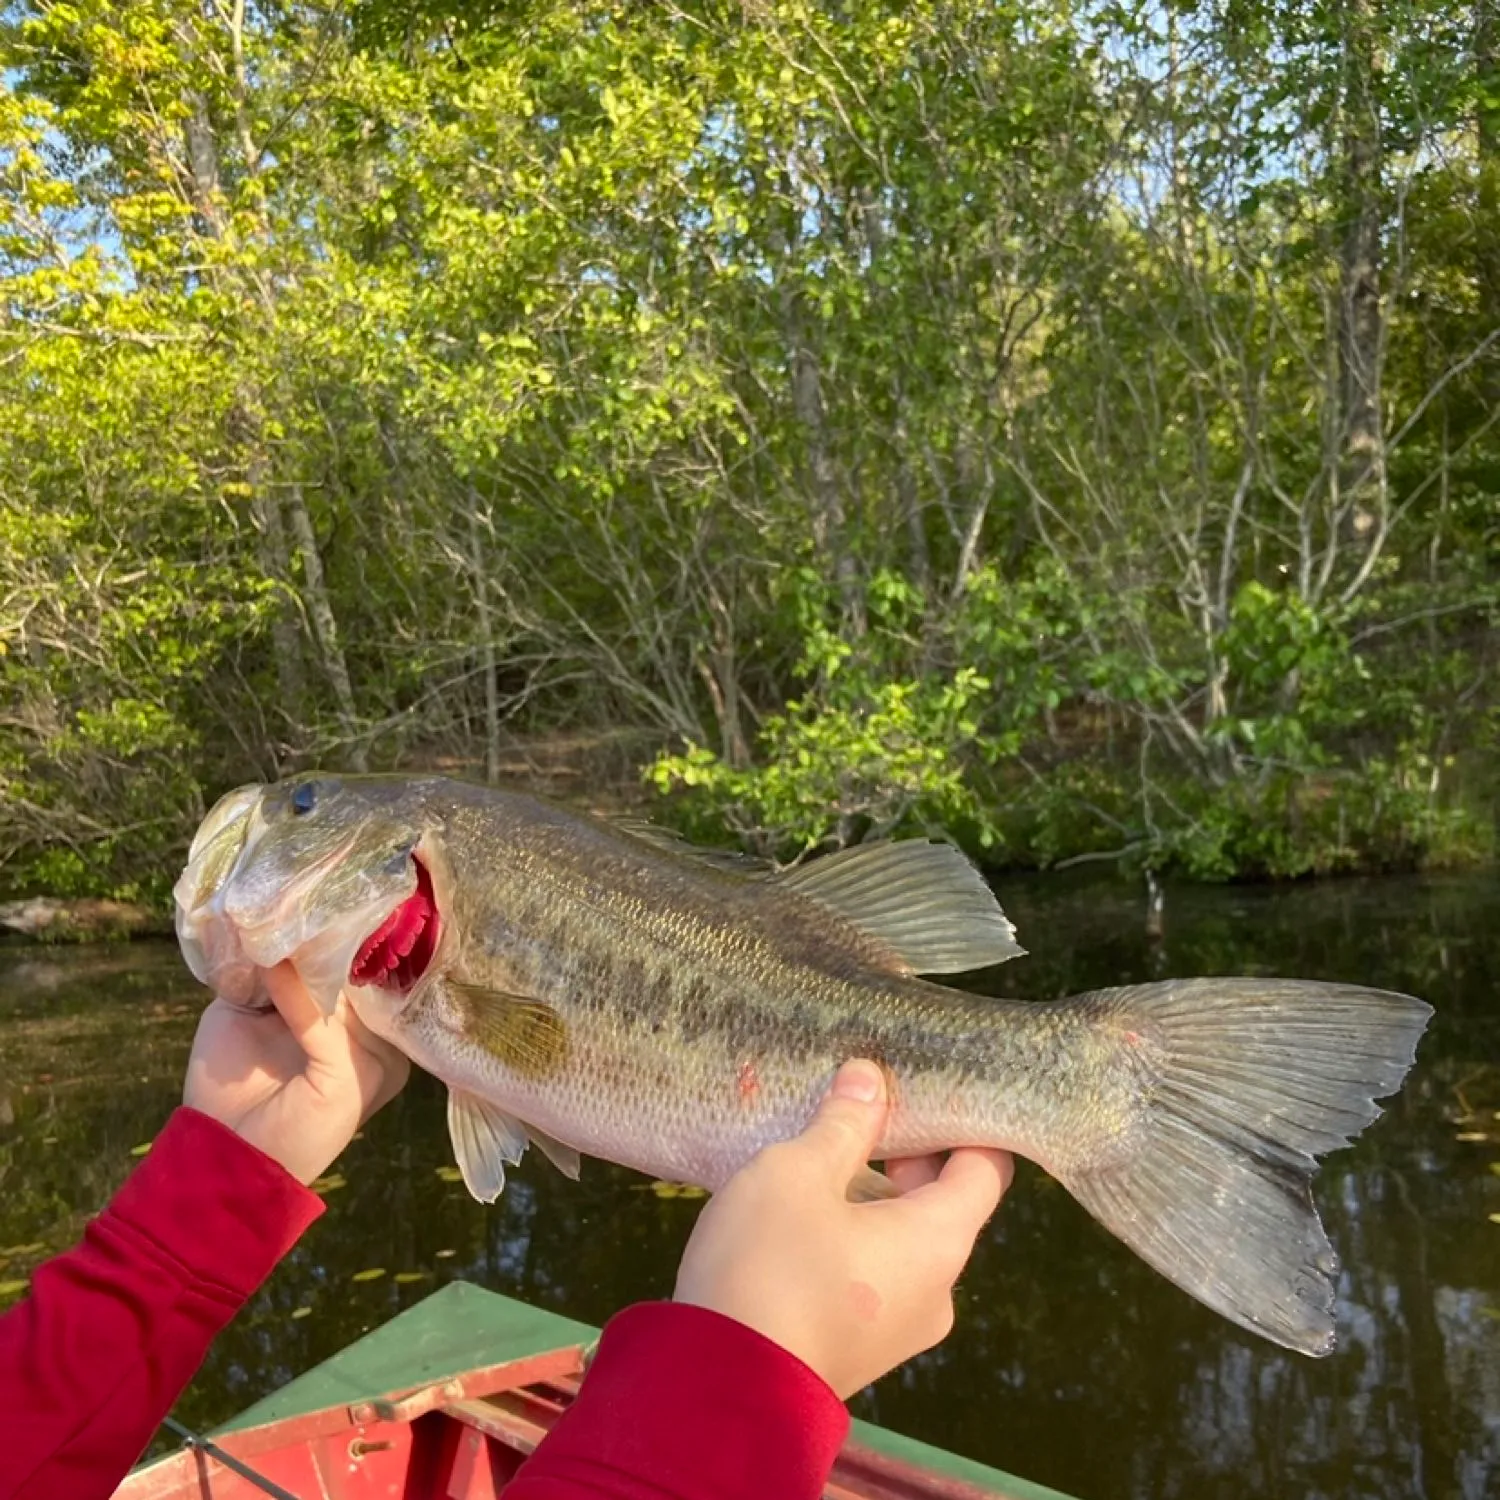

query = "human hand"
183;962;410;1185
673;1060;1012;1399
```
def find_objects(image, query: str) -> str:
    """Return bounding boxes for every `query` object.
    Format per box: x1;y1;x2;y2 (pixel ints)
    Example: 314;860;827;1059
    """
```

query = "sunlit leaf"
394;1271;430;1284
310;1173;347;1194
351;1268;387;1282
434;1249;457;1259
435;1166;464;1183
291;1306;312;1320
129;1142;153;1156
0;1281;29;1298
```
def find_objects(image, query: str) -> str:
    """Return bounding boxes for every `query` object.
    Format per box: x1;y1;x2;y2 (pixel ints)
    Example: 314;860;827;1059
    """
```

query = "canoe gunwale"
116;1283;1075;1500
116;1345;586;1499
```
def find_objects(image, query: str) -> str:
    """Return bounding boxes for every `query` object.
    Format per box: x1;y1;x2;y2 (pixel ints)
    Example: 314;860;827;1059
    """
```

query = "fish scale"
175;771;1431;1357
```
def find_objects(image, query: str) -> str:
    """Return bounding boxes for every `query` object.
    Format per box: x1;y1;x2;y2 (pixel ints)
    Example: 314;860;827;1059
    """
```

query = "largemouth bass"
175;773;1431;1356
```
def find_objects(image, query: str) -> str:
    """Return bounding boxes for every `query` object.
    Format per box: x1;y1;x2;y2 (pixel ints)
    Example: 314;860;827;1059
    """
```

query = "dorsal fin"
777;840;1024;974
609;816;770;874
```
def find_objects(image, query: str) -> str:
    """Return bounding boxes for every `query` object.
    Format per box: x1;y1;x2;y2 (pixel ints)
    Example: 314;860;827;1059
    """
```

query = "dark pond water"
2;871;1497;1499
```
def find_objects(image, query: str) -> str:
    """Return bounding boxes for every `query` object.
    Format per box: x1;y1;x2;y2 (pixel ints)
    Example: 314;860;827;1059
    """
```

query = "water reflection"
1;872;1496;1498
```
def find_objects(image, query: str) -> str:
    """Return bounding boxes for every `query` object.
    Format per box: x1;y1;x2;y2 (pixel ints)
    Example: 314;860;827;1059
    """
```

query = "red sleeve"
0;1106;323;1500
508;1301;850;1500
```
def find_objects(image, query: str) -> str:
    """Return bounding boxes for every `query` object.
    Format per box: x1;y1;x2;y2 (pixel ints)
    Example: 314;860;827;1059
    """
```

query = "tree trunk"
467;496;502;785
769;165;863;636
285;489;365;769
182;91;229;237
785;286;863;634
251;485;307;753
892;382;931;599
1479;2;1499;160
1476;3;1500;340
1337;0;1386;539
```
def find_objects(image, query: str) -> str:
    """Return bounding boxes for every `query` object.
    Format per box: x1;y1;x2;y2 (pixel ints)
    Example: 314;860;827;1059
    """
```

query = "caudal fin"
1057;978;1430;1356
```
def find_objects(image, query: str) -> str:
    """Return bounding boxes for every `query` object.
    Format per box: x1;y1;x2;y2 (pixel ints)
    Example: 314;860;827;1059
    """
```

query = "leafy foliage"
0;0;1495;898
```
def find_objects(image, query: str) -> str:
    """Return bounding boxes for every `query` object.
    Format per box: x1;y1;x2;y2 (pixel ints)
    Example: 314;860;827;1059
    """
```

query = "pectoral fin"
449;980;570;1079
447;1089;528;1203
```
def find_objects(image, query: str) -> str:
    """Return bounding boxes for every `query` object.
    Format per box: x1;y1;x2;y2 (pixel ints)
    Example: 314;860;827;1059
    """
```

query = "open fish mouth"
349;856;440;992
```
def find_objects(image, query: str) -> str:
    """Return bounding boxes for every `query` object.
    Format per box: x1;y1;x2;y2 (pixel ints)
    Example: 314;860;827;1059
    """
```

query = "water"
1;872;1497;1499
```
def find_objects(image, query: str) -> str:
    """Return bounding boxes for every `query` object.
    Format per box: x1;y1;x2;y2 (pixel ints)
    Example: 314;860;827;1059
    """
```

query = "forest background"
1;0;1496;906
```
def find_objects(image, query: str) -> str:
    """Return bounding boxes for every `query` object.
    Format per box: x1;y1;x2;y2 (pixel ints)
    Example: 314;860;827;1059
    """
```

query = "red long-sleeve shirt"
0;1108;848;1499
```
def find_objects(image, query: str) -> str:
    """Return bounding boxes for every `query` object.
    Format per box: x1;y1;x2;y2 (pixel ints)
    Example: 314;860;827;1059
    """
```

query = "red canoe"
116;1282;1074;1500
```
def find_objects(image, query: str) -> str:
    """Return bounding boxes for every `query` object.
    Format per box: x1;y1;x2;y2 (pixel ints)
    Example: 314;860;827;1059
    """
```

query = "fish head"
175;782;268;1007
175;774;444;1014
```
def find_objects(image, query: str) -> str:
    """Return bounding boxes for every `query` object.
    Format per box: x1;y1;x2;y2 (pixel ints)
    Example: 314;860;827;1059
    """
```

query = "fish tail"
1053;978;1430;1356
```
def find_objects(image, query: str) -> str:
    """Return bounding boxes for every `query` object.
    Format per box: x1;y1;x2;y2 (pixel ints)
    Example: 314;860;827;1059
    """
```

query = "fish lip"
224;830;362;958
349;856;440;993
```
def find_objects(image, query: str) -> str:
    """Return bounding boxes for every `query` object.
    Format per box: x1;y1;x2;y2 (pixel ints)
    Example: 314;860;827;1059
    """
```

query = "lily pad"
310;1173;347;1195
291;1306;312;1320
394;1271;430;1285
129;1142;153;1157
351;1267;387;1283
435;1166;464;1184
645;1180;707;1200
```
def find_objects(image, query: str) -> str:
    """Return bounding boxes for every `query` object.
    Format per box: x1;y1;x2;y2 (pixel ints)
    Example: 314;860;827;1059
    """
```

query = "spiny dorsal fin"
609;816;769;875
448;981;570;1079
777;840;1024;974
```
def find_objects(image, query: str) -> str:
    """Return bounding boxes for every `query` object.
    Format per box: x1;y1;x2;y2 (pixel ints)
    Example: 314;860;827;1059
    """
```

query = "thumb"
793;1059;889;1184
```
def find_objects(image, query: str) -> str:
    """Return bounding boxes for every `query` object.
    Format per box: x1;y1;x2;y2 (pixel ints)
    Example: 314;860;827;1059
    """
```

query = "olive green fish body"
365;793;1107;1187
176;773;1431;1357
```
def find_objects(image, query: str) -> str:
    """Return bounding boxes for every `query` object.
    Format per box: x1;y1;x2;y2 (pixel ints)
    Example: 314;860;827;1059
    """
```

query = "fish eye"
291;781;318;816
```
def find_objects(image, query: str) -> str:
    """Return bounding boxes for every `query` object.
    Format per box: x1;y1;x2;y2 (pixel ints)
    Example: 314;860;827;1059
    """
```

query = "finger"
263;962;338;1061
885;1153;944;1195
788;1059;889;1184
342;1002;412;1113
899;1147;1014;1243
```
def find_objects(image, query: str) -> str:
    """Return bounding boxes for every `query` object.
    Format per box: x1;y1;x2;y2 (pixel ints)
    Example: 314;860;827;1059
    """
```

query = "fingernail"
832;1060;883;1103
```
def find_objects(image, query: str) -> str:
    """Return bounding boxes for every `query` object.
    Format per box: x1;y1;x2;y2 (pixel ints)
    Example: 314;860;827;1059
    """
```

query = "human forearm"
0;1108;322;1500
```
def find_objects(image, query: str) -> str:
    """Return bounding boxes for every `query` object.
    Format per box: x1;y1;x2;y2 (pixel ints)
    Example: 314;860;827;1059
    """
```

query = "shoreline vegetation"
2;3;1496;909
2;728;1494;943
